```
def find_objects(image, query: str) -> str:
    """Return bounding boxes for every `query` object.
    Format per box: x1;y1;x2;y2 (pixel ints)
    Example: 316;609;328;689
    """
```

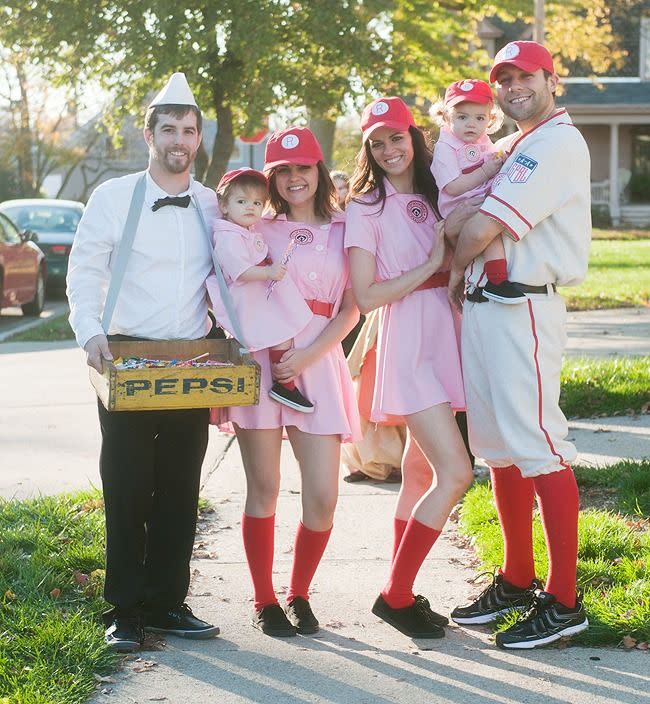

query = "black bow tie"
151;195;191;212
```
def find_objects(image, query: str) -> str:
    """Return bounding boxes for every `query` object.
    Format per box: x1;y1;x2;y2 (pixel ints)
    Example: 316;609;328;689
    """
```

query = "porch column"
609;123;620;225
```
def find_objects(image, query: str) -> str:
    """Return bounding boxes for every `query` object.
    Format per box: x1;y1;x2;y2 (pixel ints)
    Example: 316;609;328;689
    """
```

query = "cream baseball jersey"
466;110;591;289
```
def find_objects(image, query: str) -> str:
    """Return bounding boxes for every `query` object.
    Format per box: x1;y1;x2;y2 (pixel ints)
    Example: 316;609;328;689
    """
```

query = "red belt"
305;299;334;318
261;256;273;266
413;270;450;293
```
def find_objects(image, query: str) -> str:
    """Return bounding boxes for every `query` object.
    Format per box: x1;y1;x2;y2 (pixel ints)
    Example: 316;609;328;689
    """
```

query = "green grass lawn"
0;492;115;704
592;227;649;240
561;239;650;311
459;459;650;646
7;314;75;342
560;357;650;418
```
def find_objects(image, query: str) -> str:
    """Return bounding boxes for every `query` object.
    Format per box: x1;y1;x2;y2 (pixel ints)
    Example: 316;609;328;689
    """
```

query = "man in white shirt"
67;73;220;652
447;42;591;649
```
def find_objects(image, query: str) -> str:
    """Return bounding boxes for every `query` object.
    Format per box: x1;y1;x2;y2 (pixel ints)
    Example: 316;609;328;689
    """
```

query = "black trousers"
97;401;209;614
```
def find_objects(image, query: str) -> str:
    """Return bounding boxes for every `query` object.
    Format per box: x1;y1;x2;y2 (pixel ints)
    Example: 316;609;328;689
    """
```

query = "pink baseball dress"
206;219;312;352
344;179;465;423
220;212;361;442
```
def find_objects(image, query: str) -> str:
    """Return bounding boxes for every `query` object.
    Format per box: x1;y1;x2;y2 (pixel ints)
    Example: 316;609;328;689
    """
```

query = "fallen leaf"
94;675;116;684
622;635;637;649
4;590;16;600
325;620;344;629
133;660;158;673
636;642;649;651
50;588;61;599
74;571;90;585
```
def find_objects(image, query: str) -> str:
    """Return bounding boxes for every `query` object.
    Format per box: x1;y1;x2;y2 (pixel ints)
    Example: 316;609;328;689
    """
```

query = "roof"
558;82;650;107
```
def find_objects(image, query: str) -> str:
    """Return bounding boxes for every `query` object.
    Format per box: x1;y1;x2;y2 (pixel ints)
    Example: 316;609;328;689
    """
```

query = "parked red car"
0;211;47;316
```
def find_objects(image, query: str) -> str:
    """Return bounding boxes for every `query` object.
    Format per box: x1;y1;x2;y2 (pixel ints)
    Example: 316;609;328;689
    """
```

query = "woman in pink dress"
224;126;360;637
345;96;474;638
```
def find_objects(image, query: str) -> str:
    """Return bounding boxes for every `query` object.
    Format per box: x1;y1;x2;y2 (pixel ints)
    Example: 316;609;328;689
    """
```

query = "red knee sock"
242;513;277;610
269;349;295;390
533;468;580;608
381;517;441;609
392;517;408;563
491;465;536;589
484;258;508;285
286;522;332;603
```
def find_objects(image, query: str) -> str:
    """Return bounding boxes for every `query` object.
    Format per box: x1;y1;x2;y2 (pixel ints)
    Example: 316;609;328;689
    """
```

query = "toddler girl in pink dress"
431;79;524;304
206;168;314;412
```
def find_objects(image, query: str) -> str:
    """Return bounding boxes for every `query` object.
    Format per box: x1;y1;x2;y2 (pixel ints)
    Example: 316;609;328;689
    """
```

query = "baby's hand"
482;154;504;179
267;263;287;281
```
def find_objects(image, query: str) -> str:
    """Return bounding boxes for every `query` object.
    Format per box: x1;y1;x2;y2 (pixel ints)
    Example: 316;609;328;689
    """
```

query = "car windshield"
3;205;82;233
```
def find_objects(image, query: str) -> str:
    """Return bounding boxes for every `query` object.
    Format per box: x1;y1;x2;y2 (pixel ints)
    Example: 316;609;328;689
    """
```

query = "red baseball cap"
216;168;268;193
264;127;323;169
490;41;555;83
444;79;494;107
360;96;416;142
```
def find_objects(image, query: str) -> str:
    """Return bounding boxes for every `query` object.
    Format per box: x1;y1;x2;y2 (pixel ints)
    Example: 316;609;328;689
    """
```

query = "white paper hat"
148;72;198;108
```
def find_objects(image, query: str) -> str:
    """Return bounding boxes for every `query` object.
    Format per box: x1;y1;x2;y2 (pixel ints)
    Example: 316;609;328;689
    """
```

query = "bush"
591;204;612;229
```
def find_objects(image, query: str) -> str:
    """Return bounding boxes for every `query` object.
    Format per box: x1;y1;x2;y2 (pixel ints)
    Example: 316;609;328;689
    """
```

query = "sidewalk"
0;310;648;703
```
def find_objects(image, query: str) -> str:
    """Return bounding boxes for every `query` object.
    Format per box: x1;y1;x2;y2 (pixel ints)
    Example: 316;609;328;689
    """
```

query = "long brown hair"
267;162;338;220
349;126;440;216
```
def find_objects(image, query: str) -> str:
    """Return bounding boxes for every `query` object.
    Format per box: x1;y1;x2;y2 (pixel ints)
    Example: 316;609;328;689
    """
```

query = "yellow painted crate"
90;339;260;412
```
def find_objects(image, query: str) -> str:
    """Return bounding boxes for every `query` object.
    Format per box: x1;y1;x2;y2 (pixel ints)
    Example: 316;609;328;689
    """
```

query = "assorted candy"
113;354;234;370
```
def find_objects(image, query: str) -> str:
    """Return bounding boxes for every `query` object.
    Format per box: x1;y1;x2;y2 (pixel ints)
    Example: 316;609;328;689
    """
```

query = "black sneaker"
483;280;527;304
269;383;314;413
496;591;589;649
285;596;319;634
415;594;449;627
372;594;445;639
105;616;144;653
253;603;298;637
145;603;220;639
451;573;541;625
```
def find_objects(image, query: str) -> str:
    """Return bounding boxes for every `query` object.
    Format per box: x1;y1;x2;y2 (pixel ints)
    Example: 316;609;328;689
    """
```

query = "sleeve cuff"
480;194;532;241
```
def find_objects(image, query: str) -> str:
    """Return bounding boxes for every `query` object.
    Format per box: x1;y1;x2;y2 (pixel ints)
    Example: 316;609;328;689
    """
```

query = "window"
629;127;650;202
642;18;650;80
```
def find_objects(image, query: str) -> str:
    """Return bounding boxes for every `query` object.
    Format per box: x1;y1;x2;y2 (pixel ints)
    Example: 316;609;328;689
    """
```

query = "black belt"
466;282;556;303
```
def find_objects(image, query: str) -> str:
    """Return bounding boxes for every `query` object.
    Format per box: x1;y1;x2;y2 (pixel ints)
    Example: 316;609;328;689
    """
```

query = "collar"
213;218;256;239
144;170;195;208
437;125;493;150
508;108;570;153
262;210;343;226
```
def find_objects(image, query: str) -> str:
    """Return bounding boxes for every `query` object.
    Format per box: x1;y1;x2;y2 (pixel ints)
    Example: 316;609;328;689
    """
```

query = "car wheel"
21;268;45;317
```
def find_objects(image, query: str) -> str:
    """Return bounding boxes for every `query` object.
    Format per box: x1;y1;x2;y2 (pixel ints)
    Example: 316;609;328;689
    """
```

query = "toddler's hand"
482;154;504;179
267;263;287;281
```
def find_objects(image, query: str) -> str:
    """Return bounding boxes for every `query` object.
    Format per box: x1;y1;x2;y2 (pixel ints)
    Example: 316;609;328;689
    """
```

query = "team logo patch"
507;153;538;183
281;134;300;150
290;228;314;244
502;42;520;60
371;101;389;116
406;200;428;223
253;236;265;251
464;145;480;162
459;80;475;92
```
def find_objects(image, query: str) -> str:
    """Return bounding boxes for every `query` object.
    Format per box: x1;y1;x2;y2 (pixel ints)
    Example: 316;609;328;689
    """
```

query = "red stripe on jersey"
486;194;532;231
479;207;521;242
527;300;571;471
461;160;485;175
508;109;568;153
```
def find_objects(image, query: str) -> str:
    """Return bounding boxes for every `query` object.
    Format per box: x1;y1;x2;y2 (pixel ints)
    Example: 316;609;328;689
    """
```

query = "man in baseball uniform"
447;41;591;649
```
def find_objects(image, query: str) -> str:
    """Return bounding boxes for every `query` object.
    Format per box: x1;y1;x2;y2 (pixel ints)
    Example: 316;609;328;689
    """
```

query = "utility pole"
533;0;545;43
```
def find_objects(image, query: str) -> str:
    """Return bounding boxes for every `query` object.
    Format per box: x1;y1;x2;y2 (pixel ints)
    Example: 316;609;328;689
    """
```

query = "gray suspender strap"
192;193;249;351
101;173;147;332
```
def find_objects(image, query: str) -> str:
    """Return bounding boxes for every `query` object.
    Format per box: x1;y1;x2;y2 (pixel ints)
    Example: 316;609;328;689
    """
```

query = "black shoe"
414;594;449;627
496;591;589;649
145;603;220;639
253;603;298;637
451;572;542;625
483;280;527;304
372;594;445;639
269;383;314;413
105;616;144;653
285;596;319;634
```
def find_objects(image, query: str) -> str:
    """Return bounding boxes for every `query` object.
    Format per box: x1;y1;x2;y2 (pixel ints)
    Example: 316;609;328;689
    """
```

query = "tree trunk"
194;141;209;183
14;60;35;196
309;116;336;169
205;102;234;189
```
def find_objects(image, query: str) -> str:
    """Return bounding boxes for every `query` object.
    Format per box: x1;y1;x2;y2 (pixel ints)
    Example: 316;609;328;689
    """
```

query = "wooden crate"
90;339;260;412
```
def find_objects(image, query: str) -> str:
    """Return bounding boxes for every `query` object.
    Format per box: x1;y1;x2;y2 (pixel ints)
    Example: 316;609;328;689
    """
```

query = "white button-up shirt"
67;170;219;349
